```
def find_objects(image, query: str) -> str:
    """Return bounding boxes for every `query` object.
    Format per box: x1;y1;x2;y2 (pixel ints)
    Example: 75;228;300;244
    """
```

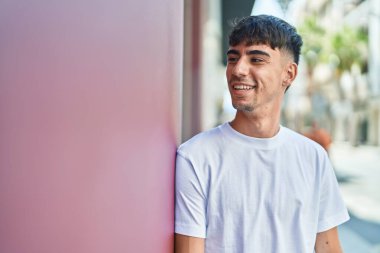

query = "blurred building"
296;0;380;145
367;0;380;145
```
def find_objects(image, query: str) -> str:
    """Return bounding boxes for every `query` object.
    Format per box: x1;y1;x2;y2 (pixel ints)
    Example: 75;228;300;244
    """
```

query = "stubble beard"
232;102;254;112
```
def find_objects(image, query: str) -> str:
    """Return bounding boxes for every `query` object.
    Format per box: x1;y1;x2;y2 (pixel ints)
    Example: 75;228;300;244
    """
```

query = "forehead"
227;43;281;56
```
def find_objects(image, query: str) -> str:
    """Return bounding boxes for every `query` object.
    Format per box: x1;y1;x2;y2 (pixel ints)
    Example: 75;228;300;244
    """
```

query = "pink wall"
0;1;183;252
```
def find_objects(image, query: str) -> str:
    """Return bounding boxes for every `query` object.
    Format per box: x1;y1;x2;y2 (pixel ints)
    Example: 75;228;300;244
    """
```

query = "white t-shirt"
175;122;349;253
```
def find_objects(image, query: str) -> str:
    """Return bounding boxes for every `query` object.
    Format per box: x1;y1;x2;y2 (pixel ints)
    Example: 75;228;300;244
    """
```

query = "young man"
175;15;349;253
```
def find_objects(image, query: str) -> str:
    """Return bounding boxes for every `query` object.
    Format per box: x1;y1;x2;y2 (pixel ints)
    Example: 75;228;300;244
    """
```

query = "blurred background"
183;0;380;252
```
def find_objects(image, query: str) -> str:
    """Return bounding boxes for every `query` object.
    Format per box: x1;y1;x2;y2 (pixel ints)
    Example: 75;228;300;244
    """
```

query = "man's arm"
314;227;343;253
175;234;205;253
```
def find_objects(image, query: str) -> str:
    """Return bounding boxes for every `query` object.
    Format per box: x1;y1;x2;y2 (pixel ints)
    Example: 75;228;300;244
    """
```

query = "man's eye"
251;58;263;63
227;57;238;63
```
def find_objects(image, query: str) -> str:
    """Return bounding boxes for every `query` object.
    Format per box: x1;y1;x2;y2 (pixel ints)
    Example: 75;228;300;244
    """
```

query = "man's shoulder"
281;126;328;155
177;123;226;156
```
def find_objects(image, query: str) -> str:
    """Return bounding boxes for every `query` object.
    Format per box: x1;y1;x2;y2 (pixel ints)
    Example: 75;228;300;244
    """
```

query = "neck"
230;110;281;138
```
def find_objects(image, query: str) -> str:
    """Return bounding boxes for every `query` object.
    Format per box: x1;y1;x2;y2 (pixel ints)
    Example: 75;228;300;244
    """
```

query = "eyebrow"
226;49;270;57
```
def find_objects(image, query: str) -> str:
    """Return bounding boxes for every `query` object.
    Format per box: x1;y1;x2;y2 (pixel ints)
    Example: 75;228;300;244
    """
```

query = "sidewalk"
329;142;380;253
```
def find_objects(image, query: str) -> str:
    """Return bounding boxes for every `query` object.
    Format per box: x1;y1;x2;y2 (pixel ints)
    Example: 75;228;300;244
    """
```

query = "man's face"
226;43;293;114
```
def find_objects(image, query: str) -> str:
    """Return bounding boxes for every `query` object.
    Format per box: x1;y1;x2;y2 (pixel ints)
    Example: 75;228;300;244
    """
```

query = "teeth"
234;85;254;90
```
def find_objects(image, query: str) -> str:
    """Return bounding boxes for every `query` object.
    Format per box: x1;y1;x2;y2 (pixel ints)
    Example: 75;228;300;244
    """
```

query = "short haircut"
228;15;303;65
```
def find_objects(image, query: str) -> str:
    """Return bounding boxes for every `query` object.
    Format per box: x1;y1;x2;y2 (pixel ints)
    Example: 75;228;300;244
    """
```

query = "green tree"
330;25;368;74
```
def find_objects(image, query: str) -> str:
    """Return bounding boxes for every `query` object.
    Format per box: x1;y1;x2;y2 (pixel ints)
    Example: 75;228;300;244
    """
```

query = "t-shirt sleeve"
175;151;207;238
317;154;350;232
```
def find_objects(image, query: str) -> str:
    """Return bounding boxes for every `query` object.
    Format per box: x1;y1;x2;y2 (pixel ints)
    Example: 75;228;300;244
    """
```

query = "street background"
331;143;380;253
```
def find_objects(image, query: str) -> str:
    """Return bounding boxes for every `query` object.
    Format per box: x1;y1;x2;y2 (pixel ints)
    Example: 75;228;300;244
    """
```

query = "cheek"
225;68;232;81
266;68;284;83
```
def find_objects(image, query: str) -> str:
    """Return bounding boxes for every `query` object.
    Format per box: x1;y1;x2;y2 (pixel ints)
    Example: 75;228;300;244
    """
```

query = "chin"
232;103;254;112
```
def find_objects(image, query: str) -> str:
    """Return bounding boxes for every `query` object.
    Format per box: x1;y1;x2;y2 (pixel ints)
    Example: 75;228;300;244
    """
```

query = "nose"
232;57;249;77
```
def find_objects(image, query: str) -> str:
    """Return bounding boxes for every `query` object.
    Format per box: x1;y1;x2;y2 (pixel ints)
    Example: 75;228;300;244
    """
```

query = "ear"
282;62;298;88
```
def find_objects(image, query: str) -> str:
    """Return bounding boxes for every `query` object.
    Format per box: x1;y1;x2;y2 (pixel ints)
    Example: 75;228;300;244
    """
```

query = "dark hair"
229;15;303;64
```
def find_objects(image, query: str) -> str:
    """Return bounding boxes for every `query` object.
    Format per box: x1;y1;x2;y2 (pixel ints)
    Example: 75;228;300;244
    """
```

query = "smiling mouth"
233;84;256;90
